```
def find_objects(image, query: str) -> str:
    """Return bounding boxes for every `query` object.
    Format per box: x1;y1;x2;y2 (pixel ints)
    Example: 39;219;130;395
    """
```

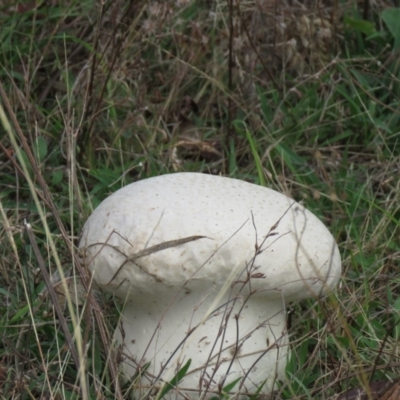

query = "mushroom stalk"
118;291;288;398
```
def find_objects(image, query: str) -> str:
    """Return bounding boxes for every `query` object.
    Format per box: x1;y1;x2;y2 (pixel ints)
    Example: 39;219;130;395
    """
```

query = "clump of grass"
1;0;400;398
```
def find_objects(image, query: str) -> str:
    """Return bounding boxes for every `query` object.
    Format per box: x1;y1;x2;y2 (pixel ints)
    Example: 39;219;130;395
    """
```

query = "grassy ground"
1;0;400;399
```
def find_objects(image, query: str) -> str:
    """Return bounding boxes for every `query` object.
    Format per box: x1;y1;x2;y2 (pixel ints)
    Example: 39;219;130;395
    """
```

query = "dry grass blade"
103;235;209;284
24;221;81;371
379;380;400;400
0;80;122;398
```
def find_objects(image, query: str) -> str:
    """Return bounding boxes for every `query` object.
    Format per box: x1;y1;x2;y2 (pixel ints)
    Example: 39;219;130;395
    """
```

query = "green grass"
1;0;400;398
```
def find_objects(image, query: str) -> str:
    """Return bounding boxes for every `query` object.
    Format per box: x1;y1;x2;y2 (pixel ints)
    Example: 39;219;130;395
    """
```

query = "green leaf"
393;297;400;339
245;129;266;187
344;16;376;36
249;377;268;399
222;376;242;393
350;69;371;89
382;8;400;50
19;149;32;172
285;371;313;400
51;170;64;185
34;136;48;162
157;359;191;399
10;304;30;323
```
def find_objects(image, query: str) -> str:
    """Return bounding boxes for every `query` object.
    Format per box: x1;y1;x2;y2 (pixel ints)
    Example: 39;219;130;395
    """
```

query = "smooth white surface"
119;296;287;398
80;173;341;397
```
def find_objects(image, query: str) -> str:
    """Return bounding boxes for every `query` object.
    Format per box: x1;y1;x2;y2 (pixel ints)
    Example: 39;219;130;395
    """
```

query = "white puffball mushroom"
79;173;341;399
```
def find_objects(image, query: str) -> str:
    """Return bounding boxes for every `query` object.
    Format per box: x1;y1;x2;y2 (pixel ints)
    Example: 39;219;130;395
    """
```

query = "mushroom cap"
80;173;341;303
